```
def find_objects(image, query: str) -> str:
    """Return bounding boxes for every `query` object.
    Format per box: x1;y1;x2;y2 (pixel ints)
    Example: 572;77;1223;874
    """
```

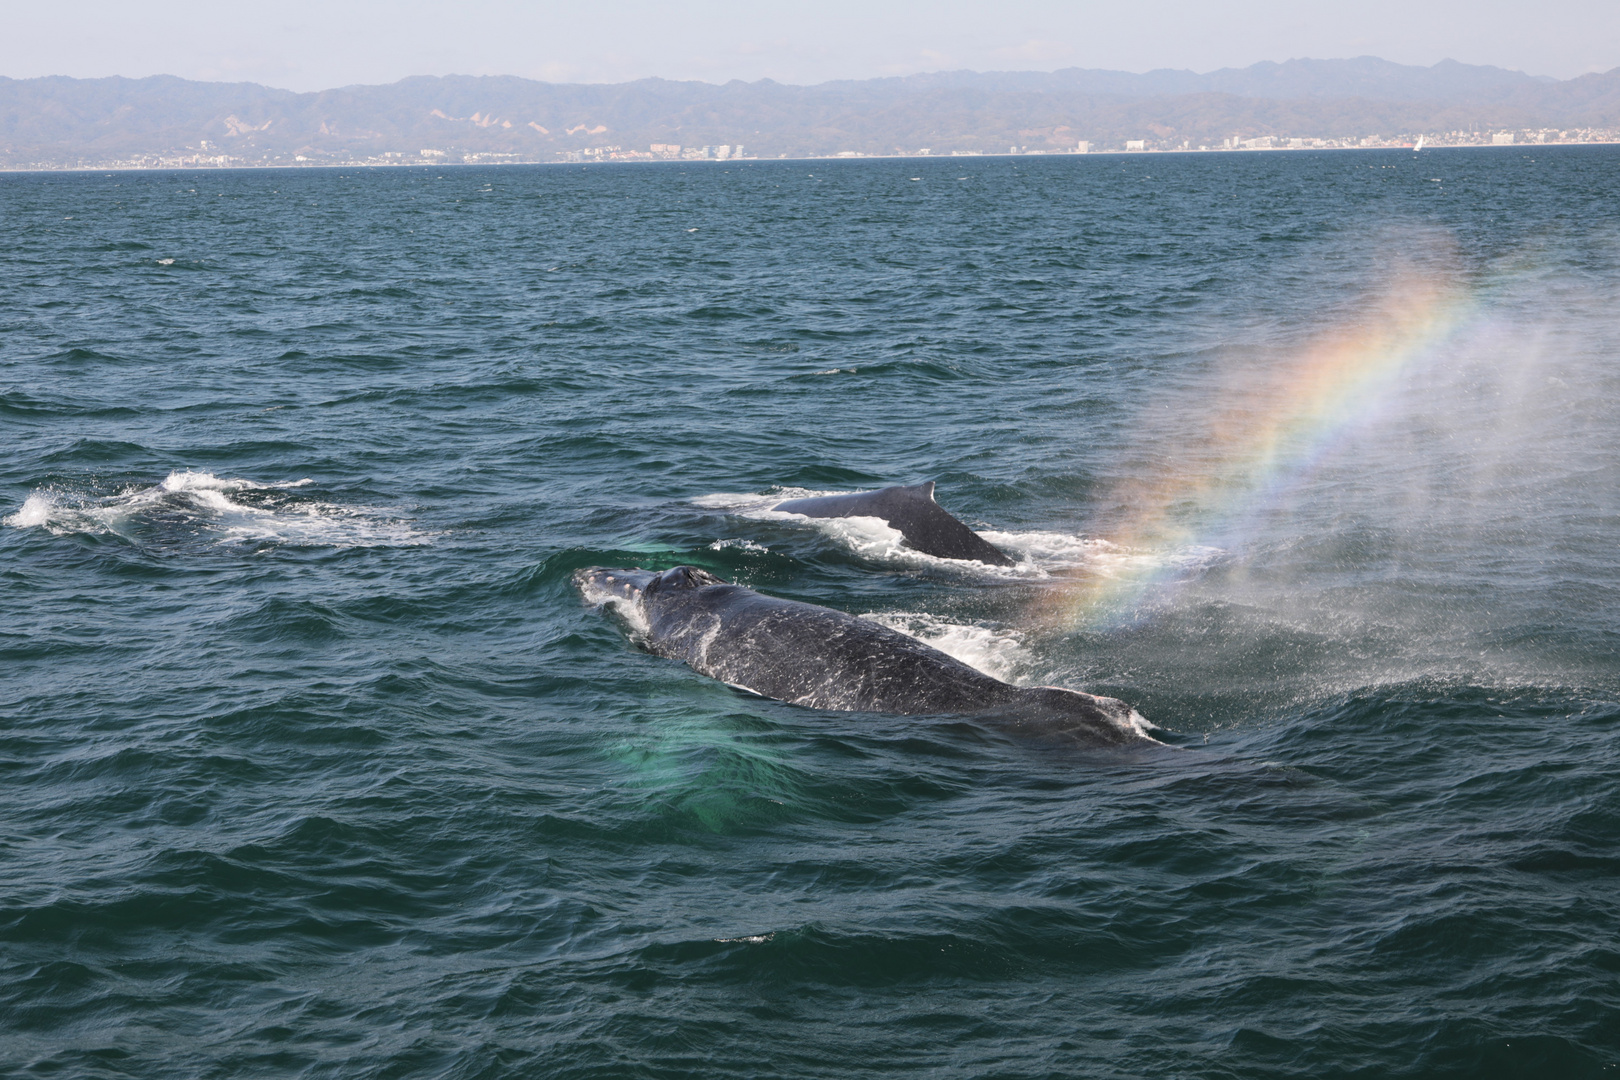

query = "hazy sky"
8;1;1617;90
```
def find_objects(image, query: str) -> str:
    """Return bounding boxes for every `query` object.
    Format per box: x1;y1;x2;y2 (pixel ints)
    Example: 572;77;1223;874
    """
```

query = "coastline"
5;138;1618;174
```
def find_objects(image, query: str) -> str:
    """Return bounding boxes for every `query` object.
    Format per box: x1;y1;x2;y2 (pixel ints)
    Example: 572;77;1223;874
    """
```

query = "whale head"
576;565;730;638
644;565;727;595
575;566;657;605
574;565;727;605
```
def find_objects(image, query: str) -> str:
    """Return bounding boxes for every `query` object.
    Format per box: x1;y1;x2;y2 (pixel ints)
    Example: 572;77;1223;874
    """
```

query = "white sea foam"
5;471;428;549
577;575;652;637
4;492;57;529
1123;709;1161;738
158;469;314;494
861;615;1157;733
861;611;1029;682
695;489;1221;581
707;537;767;552
980;529;1223;579
695;489;1038;576
691;490;814;512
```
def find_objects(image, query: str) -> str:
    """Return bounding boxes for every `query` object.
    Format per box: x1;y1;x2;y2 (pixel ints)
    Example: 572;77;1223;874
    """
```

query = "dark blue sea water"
3;149;1618;1078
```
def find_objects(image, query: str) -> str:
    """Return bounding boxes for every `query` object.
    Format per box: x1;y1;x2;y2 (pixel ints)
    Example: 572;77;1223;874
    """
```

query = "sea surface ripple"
2;150;1618;1078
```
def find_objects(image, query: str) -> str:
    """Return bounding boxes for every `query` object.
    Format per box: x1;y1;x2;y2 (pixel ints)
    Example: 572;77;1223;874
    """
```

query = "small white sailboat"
1414;135;1426;152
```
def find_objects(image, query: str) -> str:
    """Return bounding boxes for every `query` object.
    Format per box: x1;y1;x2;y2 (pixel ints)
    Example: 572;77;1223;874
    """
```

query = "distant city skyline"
8;58;1618;172
7;1;1618;92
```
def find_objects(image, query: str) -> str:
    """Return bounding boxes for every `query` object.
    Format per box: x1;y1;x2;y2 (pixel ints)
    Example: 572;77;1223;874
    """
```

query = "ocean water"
2;149;1617;1078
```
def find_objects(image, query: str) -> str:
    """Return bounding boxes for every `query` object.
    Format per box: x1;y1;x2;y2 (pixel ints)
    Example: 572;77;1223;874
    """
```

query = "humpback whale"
771;482;1015;567
577;565;1156;746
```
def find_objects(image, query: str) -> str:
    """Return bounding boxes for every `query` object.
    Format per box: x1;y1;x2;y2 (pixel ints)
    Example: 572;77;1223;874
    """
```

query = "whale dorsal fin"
902;481;937;503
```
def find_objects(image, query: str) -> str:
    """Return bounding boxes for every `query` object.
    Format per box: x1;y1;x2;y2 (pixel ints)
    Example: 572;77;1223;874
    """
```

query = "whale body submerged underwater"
577;565;1158;747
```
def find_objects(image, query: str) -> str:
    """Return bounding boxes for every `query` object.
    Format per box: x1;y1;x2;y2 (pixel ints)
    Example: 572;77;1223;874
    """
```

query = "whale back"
981;686;1152;747
772;482;1015;566
580;565;1155;745
633;567;1014;714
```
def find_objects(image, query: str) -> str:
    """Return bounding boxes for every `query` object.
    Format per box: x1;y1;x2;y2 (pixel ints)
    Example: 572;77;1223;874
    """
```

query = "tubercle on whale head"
573;566;658;605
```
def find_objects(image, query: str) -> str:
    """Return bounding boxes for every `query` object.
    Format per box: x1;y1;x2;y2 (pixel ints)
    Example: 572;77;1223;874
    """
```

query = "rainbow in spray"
1049;278;1475;628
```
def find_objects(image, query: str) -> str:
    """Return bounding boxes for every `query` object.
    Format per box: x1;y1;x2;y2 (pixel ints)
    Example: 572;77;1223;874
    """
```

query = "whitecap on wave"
5;470;429;550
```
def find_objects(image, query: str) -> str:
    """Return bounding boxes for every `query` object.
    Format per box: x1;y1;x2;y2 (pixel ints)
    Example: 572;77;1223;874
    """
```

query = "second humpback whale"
771;482;1016;566
577;565;1157;746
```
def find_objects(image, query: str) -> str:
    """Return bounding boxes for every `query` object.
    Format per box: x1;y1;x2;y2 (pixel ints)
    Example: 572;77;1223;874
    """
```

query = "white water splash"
707;537;767;552
695;489;1221;581
860;611;1029;682
577;574;653;638
5;471;429;549
979;529;1223;579
6;493;56;529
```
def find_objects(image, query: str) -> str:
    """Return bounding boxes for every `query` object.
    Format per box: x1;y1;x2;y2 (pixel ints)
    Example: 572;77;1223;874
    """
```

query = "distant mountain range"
3;56;1618;168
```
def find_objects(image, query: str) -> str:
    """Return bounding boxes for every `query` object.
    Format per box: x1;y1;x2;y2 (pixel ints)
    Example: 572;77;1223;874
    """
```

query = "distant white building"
1492;132;1515;144
1075;141;1090;153
1126;140;1146;151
